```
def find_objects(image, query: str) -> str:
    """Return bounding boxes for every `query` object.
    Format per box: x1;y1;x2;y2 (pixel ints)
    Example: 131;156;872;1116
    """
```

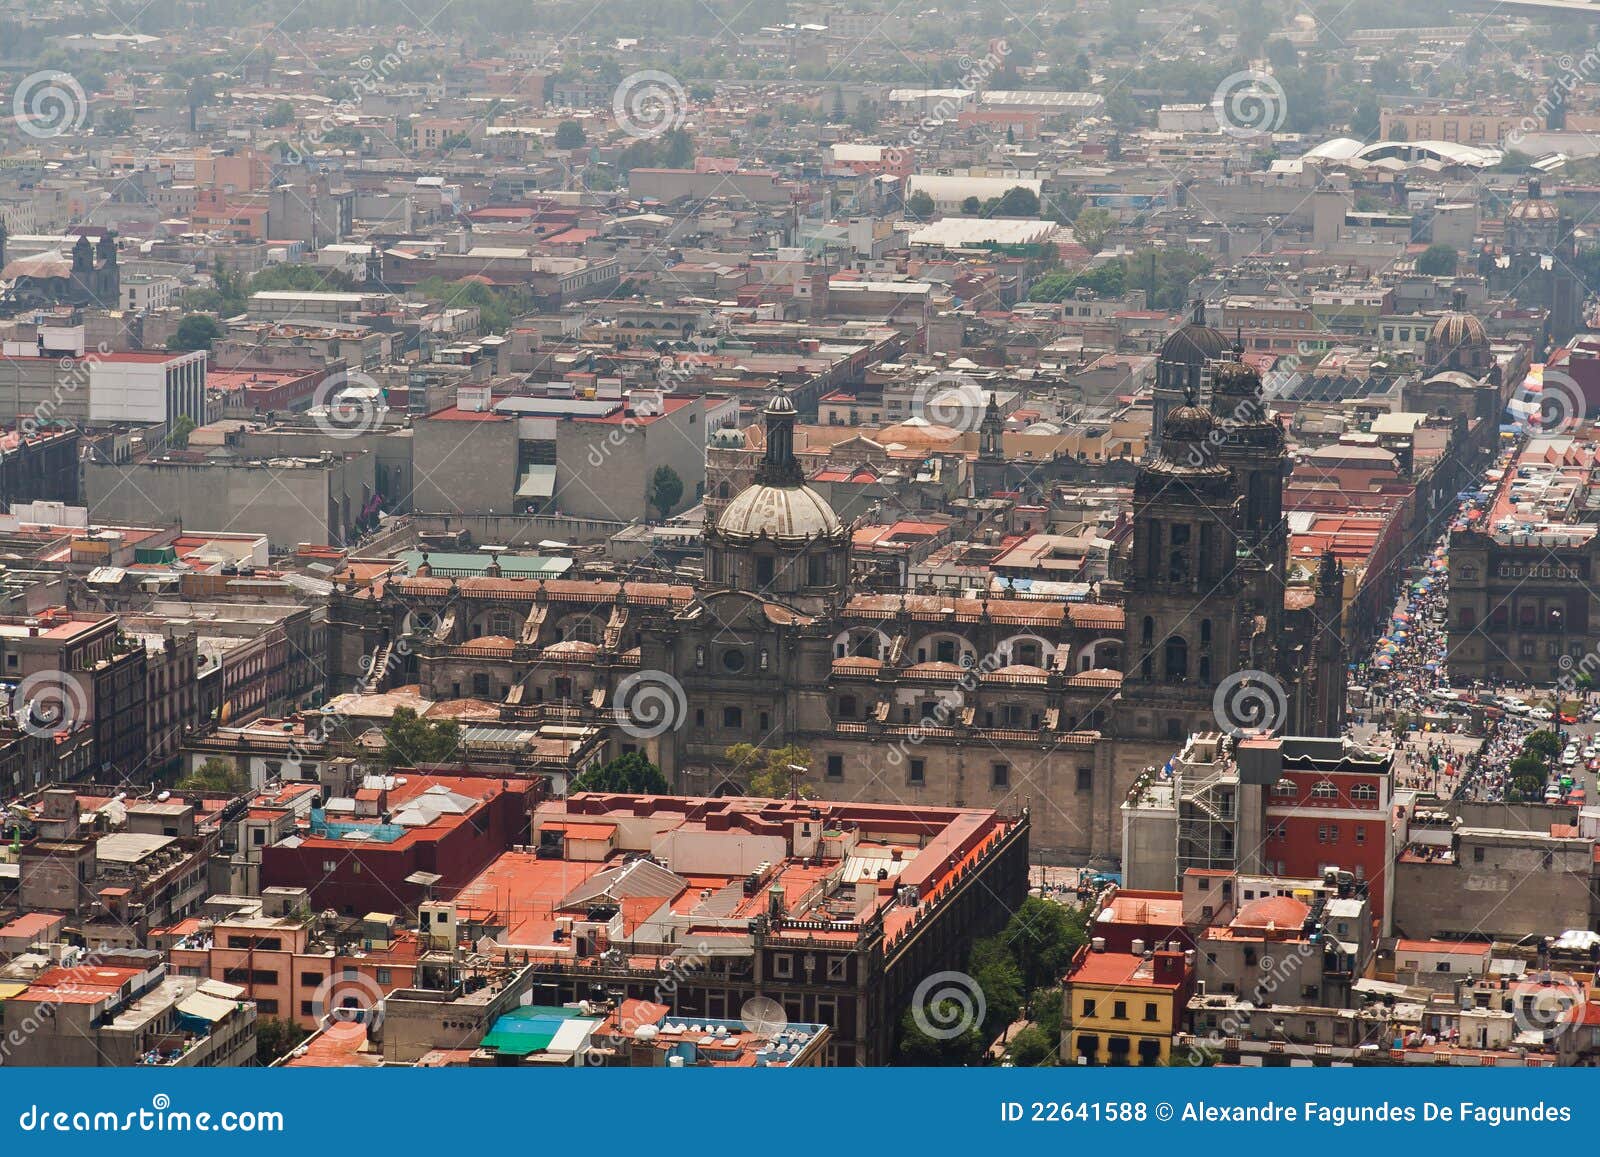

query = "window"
991;763;1009;789
257;999;279;1015
1112;1000;1127;1019
1143;1002;1158;1022
827;957;847;981
1272;779;1297;797
1474;846;1485;863
1311;779;1338;799
1351;783;1377;802
722;649;746;673
909;759;925;785
1076;767;1093;792
773;954;794;979
723;706;743;728
1082;999;1097;1018
300;1001;315;1017
1355;826;1366;845
376;969;392;985
826;755;843;781
300;972;323;988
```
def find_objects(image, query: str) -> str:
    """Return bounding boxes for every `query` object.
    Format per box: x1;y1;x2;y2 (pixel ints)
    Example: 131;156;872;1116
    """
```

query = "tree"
570;751;670;794
554;119;585;150
724;742;815;798
380;706;462;768
99;107;135;134
1072;206;1115;253
177;757;244;793
1265;38;1298;74
648;465;684;520
167;314;223;352
256;1017;310;1065
262;100;295;128
168;415;197;450
998;895;1089;996
961;196;983;215
896;1002;984;1064
906;190;936;220
1007;1023;1056;1066
982;186;1041;218
1416;244;1458;277
1524;730;1562;760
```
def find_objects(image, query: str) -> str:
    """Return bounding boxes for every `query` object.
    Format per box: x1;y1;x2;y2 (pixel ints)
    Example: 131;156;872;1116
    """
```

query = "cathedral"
329;359;1346;864
0;226;120;314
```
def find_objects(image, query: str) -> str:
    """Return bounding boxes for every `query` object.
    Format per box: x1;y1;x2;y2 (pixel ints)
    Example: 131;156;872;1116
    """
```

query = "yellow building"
1061;944;1193;1066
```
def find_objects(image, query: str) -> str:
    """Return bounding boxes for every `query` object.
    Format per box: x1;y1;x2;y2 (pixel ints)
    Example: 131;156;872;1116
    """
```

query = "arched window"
718;481;731;499
1312;779;1338;799
1142;616;1154;645
1164;636;1188;682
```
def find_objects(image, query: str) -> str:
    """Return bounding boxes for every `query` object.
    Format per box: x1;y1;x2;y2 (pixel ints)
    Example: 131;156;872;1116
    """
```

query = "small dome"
1510;197;1558;221
1428;311;1486;349
715;483;842;541
1212;360;1263;402
1233;895;1310;929
1163;403;1216;442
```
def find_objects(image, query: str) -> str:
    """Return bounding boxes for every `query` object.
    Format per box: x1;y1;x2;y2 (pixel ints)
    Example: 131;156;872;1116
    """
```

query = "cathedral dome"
715;482;842;542
1427;310;1486;350
1158;317;1229;368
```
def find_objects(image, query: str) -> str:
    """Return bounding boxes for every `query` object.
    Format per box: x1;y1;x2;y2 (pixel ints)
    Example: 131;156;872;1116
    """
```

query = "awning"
517;464;557;499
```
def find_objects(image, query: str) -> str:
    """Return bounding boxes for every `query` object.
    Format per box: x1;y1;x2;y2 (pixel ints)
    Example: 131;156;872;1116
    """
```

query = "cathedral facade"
330;374;1345;864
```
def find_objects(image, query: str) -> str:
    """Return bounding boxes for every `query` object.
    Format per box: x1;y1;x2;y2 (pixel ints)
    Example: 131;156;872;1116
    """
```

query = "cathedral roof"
714;482;843;542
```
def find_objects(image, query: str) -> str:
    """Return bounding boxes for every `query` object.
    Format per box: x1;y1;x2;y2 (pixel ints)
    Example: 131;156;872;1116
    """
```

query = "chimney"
1153;949;1188;986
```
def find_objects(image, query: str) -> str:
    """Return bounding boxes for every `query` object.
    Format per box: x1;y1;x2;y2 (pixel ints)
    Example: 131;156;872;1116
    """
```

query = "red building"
261;774;537;915
1260;739;1394;931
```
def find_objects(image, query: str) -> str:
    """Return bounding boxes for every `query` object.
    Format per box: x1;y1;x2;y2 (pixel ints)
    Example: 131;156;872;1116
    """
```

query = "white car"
1504;700;1531;715
1530;707;1554;721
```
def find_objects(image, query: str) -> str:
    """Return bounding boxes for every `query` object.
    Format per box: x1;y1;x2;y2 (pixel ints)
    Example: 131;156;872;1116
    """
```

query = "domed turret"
1152;297;1234;456
704;388;849;610
1425;289;1490;377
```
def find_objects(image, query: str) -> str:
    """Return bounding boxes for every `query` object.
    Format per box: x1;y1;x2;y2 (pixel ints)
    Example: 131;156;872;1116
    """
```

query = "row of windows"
1081;998;1161;1022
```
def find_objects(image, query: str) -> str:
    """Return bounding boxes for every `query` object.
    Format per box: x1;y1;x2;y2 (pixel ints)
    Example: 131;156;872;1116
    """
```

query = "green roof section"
479;1006;597;1056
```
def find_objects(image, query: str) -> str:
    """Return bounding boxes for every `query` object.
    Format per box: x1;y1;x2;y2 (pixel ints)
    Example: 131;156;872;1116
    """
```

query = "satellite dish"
740;995;788;1037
